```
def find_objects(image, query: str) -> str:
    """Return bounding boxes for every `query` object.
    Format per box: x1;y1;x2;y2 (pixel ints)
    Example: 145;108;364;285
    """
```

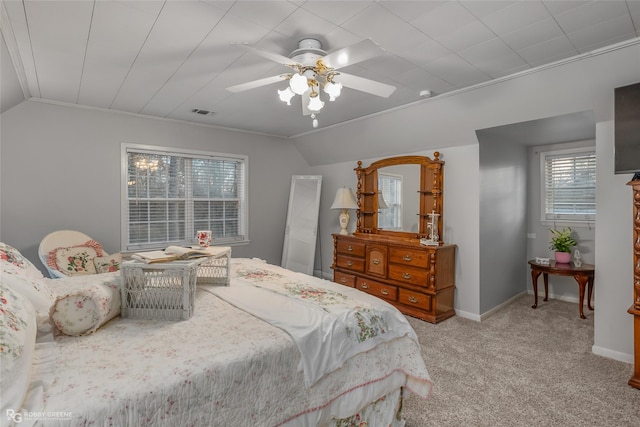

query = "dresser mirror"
355;153;444;242
377;164;421;233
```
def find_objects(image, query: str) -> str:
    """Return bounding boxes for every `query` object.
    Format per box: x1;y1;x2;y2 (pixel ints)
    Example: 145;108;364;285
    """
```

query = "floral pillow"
48;273;122;336
55;247;98;276
0;242;43;280
93;253;122;274
0;282;37;417
0;261;55;332
46;240;104;276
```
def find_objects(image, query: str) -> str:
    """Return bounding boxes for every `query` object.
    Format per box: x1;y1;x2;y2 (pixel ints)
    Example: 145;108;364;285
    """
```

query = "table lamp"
378;192;389;209
331;187;358;235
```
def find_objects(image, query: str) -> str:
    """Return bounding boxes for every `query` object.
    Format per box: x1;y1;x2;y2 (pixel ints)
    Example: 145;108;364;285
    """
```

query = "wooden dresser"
332;233;456;323
331;153;456;324
628;179;640;389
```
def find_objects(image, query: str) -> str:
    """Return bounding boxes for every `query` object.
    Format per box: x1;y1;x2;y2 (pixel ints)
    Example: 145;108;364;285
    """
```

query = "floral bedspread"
39;258;432;427
211;258;420;387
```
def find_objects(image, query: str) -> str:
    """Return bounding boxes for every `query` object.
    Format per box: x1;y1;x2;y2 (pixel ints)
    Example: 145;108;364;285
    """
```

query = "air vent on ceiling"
192;108;214;115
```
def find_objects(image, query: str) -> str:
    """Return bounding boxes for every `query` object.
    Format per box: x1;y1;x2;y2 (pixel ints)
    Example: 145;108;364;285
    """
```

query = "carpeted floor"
401;294;640;427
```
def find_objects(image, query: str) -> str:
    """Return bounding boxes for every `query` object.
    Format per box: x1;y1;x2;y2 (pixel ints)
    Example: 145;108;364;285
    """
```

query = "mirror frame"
354;153;444;241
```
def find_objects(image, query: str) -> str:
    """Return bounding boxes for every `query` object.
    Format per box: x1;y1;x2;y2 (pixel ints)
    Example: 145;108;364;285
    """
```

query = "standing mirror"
281;175;322;275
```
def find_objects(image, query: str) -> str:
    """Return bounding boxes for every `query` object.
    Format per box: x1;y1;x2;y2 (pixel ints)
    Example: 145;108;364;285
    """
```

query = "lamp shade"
331;187;358;210
378;192;389;209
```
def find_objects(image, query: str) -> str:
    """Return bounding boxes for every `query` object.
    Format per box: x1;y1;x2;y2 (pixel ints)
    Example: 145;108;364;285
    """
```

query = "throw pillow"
0;282;37;416
55;247;98;276
93;253;122;274
0;242;44;280
0;261;55;332
46;240;104;276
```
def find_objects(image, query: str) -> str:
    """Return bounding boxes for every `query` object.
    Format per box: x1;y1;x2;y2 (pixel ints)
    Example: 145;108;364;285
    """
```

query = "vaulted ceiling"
2;0;639;138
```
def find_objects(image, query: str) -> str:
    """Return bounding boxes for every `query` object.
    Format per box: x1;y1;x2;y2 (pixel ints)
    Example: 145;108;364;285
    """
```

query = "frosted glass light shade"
277;87;295;105
324;81;342;101
289;73;309;95
308;95;324;112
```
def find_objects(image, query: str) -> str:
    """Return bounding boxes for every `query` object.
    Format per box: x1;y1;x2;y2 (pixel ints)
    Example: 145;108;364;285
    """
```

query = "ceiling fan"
226;38;397;127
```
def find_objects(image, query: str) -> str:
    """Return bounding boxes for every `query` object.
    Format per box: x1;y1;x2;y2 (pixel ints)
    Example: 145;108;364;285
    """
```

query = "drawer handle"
347;261;353;266
340;277;348;283
408;296;419;304
372;258;380;265
381;289;389;296
402;272;412;280
347;245;353;251
360;283;369;289
403;255;413;262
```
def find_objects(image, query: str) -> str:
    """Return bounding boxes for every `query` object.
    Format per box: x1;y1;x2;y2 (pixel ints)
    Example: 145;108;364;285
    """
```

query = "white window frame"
539;147;596;227
121;143;249;251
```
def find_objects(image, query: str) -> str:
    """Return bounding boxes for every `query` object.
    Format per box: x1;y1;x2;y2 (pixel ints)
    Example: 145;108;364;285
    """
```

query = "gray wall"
477;135;528;314
0;101;309;271
0;32;24;114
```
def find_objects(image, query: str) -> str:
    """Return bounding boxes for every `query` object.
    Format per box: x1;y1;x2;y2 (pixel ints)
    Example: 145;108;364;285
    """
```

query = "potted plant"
549;227;577;264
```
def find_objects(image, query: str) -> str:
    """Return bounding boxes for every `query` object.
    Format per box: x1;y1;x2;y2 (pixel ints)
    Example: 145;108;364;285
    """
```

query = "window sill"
540;220;595;229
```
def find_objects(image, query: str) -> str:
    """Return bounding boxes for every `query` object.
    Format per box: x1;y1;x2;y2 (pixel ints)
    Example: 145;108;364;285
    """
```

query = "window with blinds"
122;145;247;251
378;172;402;230
541;148;596;223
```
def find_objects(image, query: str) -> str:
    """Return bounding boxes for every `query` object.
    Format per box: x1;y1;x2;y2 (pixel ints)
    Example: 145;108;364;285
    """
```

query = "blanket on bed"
210;258;419;387
36;258;432;426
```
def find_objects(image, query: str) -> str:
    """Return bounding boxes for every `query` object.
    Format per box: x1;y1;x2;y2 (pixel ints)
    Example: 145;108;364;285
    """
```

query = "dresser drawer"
334;271;356;287
398;289;432;311
356;277;397;301
366;244;387;277
336;240;365;257
336;255;365;273
389;247;429;268
388;264;428;286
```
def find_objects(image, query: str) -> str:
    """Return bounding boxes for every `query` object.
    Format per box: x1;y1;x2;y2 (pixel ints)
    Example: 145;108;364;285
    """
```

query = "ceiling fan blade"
233;43;299;67
322;39;386;69
334;73;396;98
226;75;288;93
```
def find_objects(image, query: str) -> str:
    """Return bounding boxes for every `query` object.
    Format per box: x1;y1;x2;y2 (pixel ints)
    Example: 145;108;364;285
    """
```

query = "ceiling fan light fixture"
307;89;324;112
277;87;295;105
324;81;342;101
227;37;397;129
289;73;309;95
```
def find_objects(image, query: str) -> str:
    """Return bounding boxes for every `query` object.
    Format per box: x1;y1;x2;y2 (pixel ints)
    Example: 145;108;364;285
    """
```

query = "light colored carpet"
402;294;640;427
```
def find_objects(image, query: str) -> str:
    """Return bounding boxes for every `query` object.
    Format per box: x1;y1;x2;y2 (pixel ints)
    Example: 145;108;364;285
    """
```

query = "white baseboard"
454;309;481;322
479;291;529;321
317;270;332;280
592;345;633;364
526;289;582;305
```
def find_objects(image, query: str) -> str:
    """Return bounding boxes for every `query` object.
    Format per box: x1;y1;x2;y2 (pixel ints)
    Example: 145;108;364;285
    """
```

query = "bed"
1;243;432;427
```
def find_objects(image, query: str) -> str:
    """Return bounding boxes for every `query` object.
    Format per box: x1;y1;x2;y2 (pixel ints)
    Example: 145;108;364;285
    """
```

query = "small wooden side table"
528;260;595;319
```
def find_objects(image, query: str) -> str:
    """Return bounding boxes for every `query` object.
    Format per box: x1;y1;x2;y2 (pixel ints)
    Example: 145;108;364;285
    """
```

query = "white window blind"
123;145;247;251
378;172;402;230
541;148;596;222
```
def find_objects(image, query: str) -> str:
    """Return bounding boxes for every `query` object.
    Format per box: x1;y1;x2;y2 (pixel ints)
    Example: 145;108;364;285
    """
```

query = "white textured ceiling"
2;0;639;138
